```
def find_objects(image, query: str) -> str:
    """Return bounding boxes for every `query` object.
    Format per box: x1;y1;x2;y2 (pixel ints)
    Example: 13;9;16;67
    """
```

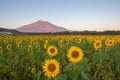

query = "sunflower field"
0;34;120;80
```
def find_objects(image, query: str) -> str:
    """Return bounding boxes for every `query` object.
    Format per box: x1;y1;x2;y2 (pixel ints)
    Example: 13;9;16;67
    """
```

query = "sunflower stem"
94;60;102;77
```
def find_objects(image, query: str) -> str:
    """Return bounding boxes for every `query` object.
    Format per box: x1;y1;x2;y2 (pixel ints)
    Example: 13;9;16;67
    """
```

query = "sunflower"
118;38;120;43
34;42;40;48
108;40;114;46
105;39;114;47
6;44;11;50
105;39;109;46
27;44;31;52
94;40;102;50
47;45;58;56
3;39;8;44
31;67;36;74
77;38;81;44
58;40;63;48
67;46;83;63
44;40;48;49
42;59;60;78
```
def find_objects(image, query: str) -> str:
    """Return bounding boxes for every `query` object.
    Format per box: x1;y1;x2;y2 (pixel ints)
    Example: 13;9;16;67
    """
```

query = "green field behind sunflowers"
0;34;120;80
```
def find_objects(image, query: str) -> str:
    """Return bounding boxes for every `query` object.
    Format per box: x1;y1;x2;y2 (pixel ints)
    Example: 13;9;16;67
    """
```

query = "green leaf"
35;70;42;80
81;71;90;80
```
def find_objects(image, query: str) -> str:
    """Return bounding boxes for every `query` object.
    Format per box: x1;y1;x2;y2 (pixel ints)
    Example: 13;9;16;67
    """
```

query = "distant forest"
0;27;120;35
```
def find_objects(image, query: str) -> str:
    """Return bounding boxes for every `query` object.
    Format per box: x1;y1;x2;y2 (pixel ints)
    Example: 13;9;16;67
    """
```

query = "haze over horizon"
0;0;120;31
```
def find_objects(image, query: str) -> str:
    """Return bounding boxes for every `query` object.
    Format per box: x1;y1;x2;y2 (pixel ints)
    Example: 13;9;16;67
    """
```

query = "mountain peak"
38;19;47;22
16;20;68;33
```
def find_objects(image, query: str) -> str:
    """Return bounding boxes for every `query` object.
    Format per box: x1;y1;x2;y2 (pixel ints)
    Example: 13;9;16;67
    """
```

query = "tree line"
0;28;120;35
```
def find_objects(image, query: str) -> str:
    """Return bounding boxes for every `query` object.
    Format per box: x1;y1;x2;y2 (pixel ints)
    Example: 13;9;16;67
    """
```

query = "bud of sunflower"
31;67;36;74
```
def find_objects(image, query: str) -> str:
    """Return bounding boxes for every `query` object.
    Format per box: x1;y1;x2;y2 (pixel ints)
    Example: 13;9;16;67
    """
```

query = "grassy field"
0;34;120;80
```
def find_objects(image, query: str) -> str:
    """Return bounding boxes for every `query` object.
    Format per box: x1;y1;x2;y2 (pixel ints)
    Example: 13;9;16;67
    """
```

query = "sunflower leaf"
81;71;90;80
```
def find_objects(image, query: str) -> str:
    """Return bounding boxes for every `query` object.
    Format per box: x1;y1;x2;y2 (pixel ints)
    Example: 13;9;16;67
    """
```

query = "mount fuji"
16;19;69;33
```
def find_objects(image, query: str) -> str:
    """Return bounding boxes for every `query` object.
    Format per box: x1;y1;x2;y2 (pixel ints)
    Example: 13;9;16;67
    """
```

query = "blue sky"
0;0;120;31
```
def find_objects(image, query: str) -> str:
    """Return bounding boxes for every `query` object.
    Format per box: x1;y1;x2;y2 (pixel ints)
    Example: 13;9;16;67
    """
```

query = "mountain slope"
16;19;68;33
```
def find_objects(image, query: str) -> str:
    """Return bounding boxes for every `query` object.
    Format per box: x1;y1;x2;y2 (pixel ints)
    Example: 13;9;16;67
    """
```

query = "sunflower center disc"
109;41;112;44
72;51;79;58
48;63;56;72
50;48;55;53
96;42;100;46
